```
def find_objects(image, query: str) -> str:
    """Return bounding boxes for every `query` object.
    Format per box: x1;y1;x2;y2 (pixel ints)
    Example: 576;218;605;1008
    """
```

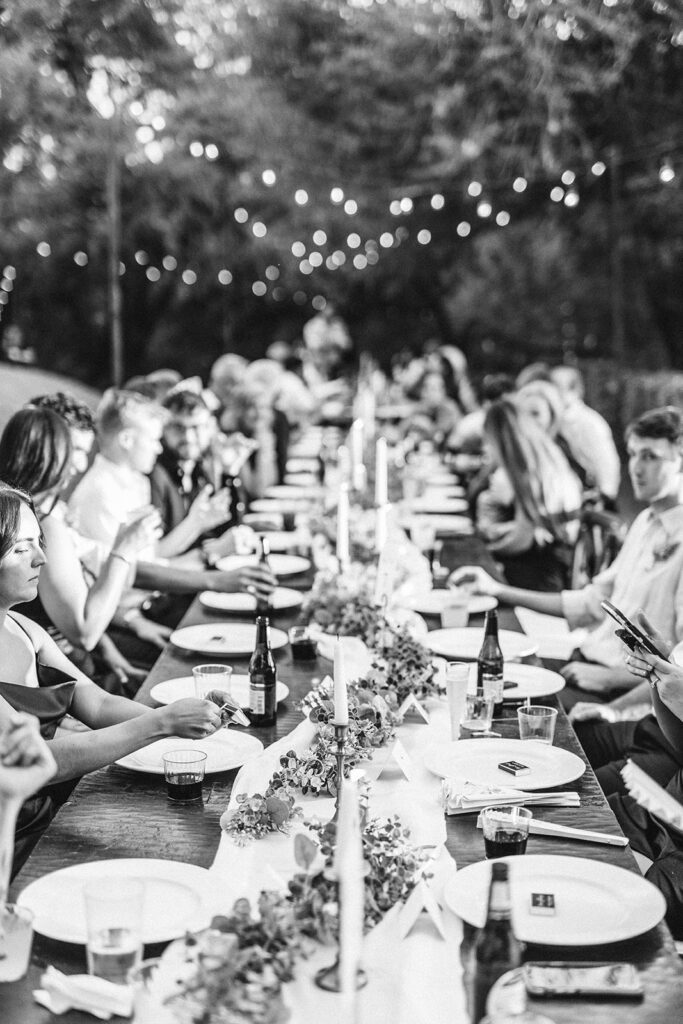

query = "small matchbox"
498;760;531;777
530;893;556;916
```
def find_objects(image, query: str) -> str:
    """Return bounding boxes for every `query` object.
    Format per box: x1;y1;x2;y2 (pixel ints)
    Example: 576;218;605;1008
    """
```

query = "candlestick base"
314;955;368;992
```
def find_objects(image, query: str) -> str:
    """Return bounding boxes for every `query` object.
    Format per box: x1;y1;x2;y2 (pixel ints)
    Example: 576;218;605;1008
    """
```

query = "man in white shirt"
69;390;275;641
551;365;621;504
451;406;683;700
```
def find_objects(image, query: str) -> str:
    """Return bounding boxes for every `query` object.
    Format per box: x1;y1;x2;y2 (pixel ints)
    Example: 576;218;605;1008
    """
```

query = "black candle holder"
332;723;348;821
314;954;368;992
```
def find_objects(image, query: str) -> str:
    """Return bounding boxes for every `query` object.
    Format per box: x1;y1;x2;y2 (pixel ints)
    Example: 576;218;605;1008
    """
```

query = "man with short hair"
69;389;274;627
551;365;621;504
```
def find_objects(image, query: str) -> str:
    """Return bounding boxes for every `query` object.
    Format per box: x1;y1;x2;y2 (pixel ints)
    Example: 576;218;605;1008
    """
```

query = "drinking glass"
431;540;449;581
163;750;208;802
0;904;34;982
192;663;232;700
84;879;144;984
517;706;557;745
462;691;494;734
288;626;318;661
446;662;470;740
481;806;532;859
441;591;469;629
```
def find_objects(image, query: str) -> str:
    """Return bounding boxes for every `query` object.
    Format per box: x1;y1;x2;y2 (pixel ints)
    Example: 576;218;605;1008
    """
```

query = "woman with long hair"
0;484;230;874
477;398;583;590
0;407;160;682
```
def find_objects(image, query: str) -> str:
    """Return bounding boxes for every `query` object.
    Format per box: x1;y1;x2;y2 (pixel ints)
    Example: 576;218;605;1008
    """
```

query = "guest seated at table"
550;365;621;508
229;382;289;494
567;612;683;797
29;392;96;492
0;711;57;894
406;370;463;449
598;627;683;939
243;358;316;437
0;485;233;875
450;406;683;708
0;408;161;686
448;373;515;456
474;398;582;591
516;379;592;493
66;389;275;637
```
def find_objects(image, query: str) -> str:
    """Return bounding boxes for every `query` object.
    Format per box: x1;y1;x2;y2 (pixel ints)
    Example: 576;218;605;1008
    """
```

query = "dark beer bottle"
471;862;522;1023
256;536;272;617
249;616;277;726
477;608;504;712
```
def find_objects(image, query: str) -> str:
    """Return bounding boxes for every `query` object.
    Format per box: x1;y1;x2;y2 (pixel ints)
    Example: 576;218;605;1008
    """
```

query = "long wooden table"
4;536;683;1022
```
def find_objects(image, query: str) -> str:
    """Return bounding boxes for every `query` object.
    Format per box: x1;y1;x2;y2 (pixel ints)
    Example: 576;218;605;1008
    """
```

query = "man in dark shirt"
149;388;224;541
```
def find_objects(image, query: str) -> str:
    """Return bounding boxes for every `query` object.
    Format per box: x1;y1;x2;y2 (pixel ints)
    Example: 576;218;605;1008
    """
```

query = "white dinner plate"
215;553;310;577
427;472;460;486
444;855;666;945
150;674;289;708
116;730;264;775
423;738;585;790
408;514;473;535
253;530;309;553
250;499;315;516
199;587;303;613
402;591;497;617
284;473;320;488
170;622;289;655
264;484;322;500
410;497;469;515
500;663;565;700
243;511;284;530
286;457;320;473
423;485;466;500
425;627;538;660
18;859;215;945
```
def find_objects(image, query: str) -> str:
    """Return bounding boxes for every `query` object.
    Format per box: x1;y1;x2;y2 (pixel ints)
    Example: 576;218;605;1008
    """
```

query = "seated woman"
0;407;162;685
406;370;463;449
516;380;593;494
476;398;583;591
0;484;230;874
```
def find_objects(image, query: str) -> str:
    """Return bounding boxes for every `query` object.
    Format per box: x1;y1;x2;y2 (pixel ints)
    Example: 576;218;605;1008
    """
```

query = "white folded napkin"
33;967;133;1019
514;607;587;661
442;777;580;814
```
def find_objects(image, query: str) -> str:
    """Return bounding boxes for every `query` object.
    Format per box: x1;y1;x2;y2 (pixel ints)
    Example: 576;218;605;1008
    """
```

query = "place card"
398;879;447;940
397;693;431;724
369;739;414;782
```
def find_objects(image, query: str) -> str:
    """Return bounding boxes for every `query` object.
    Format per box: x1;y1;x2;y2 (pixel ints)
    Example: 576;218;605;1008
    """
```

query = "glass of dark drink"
288;626;318;661
163;750;208;802
481;805;532;859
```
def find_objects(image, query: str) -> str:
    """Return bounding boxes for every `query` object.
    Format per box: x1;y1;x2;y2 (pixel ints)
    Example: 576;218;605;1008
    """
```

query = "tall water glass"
84;879;144;984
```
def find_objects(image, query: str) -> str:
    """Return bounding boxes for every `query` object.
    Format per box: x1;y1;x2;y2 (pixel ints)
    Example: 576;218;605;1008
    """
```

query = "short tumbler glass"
192;663;232;700
481;805;532;859
0;904;34;982
462;691;495;734
163;749;208;802
517;706;558;745
84;879;144;984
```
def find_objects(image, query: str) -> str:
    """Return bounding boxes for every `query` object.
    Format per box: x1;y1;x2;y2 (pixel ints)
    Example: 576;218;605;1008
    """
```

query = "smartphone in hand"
600;600;669;661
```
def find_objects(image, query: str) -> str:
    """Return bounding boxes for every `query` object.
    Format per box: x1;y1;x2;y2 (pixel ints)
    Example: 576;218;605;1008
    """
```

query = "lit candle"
336;778;364;1003
337;485;350;570
375;503;388;553
375;436;388;506
333;638;349;726
337;444;351;487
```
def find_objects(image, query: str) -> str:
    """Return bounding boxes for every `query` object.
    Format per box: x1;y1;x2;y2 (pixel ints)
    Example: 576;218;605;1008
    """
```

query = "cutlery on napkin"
475;813;628;847
33;967;133;1019
442;778;580;814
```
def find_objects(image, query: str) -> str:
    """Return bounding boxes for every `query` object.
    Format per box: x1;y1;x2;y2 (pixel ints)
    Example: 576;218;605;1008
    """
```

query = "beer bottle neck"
486;878;512;922
255;616;270;646
484;610;499;638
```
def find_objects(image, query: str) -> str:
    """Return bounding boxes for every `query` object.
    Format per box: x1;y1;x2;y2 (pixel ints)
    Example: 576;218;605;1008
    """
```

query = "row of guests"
452;404;683;938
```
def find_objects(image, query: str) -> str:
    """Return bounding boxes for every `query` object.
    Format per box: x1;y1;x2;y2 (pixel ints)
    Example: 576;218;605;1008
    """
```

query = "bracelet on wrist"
111;550;132;567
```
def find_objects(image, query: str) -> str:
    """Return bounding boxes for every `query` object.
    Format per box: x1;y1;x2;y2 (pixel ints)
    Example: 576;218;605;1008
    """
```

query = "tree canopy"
1;0;682;384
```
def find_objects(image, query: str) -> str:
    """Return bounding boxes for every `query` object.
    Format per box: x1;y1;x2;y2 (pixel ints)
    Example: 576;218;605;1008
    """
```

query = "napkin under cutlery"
442;778;580;814
33;966;133;1019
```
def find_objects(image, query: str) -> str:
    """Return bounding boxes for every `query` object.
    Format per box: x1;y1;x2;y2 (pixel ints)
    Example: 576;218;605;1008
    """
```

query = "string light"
262;169;276;186
660;161;675;183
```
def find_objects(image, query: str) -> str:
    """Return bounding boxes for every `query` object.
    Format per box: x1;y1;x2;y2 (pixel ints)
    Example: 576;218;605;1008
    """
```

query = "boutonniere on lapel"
652;538;680;565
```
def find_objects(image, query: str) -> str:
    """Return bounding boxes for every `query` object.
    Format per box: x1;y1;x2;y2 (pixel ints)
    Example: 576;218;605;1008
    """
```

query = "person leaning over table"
449;406;683;715
0;484;235;877
598;626;683;940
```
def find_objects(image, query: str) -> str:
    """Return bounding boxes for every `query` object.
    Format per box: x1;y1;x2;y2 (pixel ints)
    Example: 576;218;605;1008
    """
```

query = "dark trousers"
574;715;681;796
610;776;683;940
